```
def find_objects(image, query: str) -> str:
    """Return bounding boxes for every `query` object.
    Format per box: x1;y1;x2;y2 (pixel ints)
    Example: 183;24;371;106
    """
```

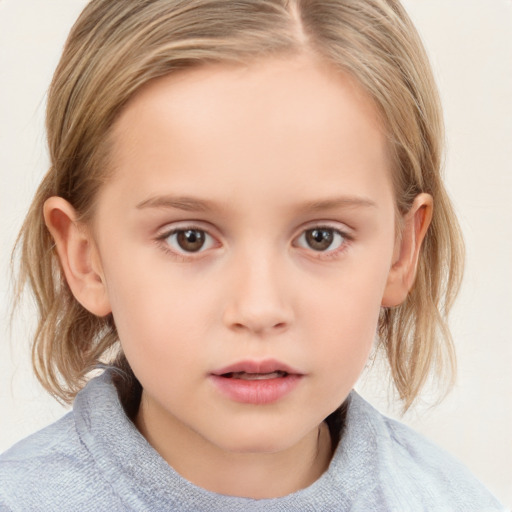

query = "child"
0;0;506;510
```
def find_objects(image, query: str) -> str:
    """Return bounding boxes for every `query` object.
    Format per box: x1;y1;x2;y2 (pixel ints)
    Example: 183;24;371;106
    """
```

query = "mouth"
221;370;289;381
211;359;302;379
210;359;303;404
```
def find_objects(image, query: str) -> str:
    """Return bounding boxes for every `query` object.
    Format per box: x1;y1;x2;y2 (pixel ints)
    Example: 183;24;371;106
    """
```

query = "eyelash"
155;224;352;261
155;225;216;261
294;226;352;260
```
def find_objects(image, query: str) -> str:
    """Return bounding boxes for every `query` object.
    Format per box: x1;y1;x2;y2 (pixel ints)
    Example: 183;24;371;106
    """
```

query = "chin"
208;420;308;455
220;437;294;455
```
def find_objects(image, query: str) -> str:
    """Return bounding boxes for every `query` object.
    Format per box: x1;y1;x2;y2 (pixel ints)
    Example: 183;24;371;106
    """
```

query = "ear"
381;193;433;307
43;197;112;316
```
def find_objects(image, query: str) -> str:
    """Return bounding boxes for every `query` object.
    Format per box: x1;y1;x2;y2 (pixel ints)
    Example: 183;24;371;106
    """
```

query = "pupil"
306;229;333;251
177;230;205;252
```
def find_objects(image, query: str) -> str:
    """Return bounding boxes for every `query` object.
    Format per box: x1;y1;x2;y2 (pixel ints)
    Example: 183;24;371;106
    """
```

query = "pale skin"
44;54;432;498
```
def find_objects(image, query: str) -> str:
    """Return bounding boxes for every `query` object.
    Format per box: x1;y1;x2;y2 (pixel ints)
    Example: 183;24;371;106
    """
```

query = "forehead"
105;55;393;212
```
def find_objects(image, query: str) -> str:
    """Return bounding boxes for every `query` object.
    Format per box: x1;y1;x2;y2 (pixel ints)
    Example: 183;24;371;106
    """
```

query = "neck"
135;393;333;499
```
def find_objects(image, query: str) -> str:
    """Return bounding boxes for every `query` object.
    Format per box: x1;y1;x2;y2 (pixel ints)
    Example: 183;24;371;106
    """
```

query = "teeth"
226;371;286;380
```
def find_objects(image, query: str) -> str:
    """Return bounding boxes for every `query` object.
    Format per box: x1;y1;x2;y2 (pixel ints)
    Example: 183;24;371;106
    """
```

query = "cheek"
101;252;207;358
308;291;378;371
303;252;391;388
297;294;378;421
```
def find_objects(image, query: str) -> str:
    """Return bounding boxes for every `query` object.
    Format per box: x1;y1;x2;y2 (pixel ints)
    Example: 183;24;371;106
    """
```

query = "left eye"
295;227;345;252
165;229;215;253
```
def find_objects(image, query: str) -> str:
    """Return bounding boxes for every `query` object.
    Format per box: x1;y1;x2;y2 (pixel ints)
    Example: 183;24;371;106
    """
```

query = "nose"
222;248;294;335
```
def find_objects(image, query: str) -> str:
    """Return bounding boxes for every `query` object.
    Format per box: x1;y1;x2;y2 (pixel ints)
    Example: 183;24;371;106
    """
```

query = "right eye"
164;228;215;254
295;227;346;253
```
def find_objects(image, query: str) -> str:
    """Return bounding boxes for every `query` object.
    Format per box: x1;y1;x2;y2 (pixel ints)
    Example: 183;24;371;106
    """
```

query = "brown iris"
305;228;334;251
176;229;206;252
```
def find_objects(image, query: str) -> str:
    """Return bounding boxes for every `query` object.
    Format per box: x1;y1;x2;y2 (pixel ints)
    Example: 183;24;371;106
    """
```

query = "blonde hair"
14;0;464;410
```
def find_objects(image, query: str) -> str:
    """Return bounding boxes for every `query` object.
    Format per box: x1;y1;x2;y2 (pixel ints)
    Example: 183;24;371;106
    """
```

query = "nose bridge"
223;240;293;334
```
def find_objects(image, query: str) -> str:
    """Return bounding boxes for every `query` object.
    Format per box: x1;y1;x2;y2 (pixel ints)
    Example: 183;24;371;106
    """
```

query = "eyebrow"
301;196;377;211
136;195;218;212
135;194;377;212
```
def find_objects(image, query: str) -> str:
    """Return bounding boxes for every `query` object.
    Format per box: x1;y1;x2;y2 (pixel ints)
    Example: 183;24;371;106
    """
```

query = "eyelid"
292;222;353;257
156;222;221;258
156;219;219;240
156;218;214;233
154;220;353;260
294;221;353;239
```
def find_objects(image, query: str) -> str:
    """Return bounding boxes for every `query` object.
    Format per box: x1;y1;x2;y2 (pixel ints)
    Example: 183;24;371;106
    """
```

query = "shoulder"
0;408;123;511
0;412;79;488
341;392;506;511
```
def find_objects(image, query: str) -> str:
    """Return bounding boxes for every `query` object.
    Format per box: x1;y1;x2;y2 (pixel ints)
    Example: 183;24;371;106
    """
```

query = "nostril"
229;320;288;334
222;299;293;334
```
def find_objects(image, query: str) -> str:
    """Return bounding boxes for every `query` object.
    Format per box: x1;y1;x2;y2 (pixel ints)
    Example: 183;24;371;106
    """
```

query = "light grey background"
1;0;511;506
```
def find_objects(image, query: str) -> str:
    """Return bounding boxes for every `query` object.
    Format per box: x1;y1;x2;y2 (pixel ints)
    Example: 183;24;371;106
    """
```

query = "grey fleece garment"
0;370;505;511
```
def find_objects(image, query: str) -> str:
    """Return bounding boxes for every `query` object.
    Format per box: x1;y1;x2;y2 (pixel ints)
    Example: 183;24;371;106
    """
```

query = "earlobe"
381;193;433;307
43;197;112;317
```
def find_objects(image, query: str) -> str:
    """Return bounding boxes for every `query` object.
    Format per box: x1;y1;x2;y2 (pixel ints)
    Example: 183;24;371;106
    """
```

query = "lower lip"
209;374;302;404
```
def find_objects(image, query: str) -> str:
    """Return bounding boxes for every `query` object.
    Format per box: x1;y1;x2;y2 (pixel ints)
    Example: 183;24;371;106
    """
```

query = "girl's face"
90;55;399;455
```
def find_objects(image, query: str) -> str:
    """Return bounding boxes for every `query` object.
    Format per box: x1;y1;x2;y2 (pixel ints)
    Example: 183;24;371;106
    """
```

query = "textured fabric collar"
74;370;375;511
72;370;505;511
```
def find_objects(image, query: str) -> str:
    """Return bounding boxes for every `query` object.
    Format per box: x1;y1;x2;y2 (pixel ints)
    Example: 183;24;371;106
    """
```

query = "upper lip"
211;359;303;376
